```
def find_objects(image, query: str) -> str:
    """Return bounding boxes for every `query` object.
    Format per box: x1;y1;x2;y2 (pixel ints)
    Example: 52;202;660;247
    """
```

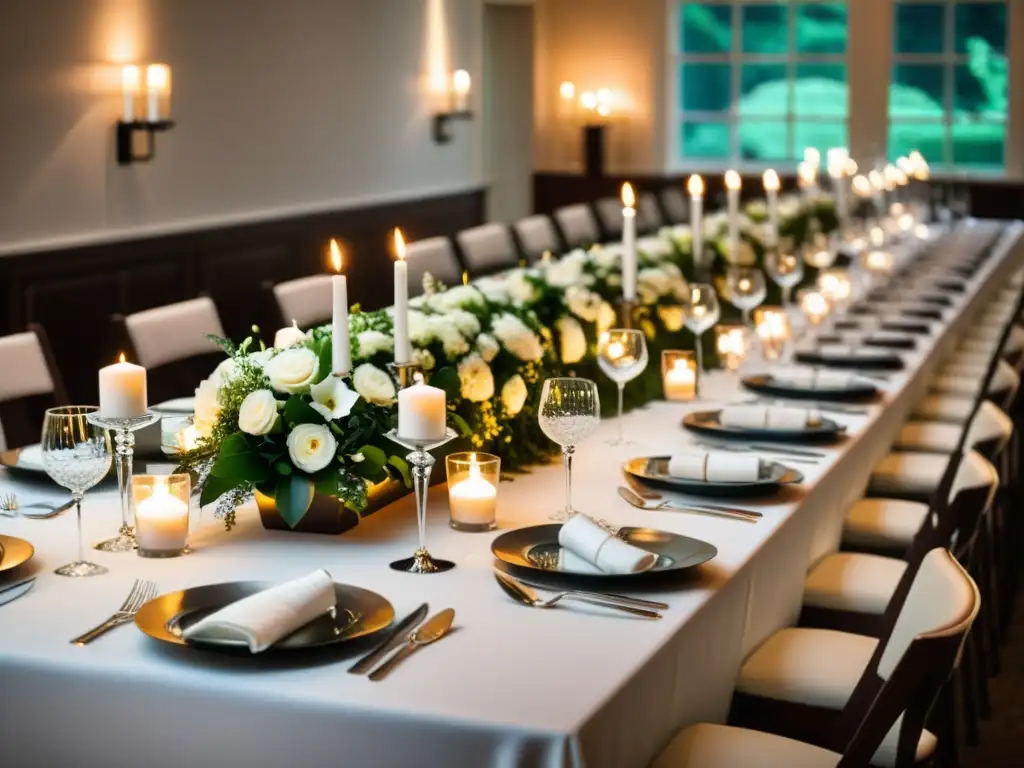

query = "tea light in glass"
661;350;698;401
754;307;791;361
131;474;190;557
446;452;499;532
798;289;832;326
862;248;894;278
817;269;853;308
714;325;749;372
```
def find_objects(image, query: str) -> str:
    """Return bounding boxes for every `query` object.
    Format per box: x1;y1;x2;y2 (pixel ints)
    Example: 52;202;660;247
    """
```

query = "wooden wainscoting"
0;188;485;402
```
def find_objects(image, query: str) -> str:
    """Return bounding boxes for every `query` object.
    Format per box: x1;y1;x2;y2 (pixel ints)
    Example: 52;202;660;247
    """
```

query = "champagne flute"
764;249;804;307
725;266;767;326
682;283;721;394
597;329;648;445
538;378;600;522
41;406;112;577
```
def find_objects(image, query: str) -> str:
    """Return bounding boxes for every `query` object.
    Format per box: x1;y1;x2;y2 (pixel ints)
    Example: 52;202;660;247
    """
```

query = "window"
674;2;849;167
889;0;1008;171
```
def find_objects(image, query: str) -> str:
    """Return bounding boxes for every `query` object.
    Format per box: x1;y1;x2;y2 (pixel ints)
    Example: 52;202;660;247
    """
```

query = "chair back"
0;325;68;450
269;274;333;329
512;214;560;263
553;203;600;250
455;223;519;276
660;187;689;225
593;197;624;239
404;236;464;297
637;192;664;232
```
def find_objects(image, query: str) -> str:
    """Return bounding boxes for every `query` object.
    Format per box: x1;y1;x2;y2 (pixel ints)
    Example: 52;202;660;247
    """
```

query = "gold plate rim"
0;534;35;573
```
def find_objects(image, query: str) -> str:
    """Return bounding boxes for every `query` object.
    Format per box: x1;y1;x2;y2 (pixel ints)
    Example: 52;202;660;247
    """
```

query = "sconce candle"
132;474;190;558
452;69;471;112
688;174;704;268
329;239;351;376
763;169;780;247
724;170;741;262
145;64;171;122
99;353;147;419
715;325;749;372
621;182;637;302
392;228;411;365
754;307;791;361
661;351;697;401
121;65;140;122
446;452;499;532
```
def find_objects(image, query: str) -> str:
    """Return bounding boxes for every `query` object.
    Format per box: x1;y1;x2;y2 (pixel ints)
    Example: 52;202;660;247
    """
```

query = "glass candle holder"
714;325;749;372
159;416;200;457
131;474;190;558
446;452;499;532
661;350;698;401
754;307;791;361
817;268;853;308
861;249;894;277
798;289;832;327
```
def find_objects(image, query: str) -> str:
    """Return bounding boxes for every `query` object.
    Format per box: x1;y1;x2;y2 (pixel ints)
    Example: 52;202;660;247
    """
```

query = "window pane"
889;64;945;119
795;121;847;157
741;3;787;54
795;3;847;54
680;3;732;54
740;63;788;115
889;122;947;165
680;63;733;112
951;120;1004;169
893;3;945;54
739;120;790;161
955;2;1007;54
794;64;847;116
955;64;1006;119
681;120;732;159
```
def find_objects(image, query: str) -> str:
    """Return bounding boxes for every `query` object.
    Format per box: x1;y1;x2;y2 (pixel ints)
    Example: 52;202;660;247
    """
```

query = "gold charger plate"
0;534;35;573
135;581;395;652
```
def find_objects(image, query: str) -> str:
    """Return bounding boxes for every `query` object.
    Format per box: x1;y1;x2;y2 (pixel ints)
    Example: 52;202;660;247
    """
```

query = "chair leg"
960;629;982;746
980;519;1003;678
932;678;960;768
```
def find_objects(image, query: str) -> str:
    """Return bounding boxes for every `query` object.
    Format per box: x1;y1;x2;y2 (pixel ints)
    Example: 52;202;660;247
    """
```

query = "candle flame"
724;170;741;191
762;169;779;191
121;64;140;92
621;182;635;208
393;228;406;261
687;174;704;197
118;352;126;364
803;147;821;167
452;69;471;96
145;63;170;91
559;81;575;100
579;91;597;111
329;239;343;273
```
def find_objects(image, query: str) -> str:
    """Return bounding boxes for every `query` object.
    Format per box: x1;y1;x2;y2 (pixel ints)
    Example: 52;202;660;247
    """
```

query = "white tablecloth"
0;221;1021;768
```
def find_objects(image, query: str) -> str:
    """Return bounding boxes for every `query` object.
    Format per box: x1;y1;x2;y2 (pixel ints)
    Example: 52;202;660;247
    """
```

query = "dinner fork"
71;579;157;646
0;493;18;517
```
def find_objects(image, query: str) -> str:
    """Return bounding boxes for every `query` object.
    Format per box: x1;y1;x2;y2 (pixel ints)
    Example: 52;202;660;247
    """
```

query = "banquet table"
1;220;1022;768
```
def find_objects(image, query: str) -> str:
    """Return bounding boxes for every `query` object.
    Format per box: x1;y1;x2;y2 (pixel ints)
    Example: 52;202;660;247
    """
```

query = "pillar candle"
663;360;696;401
99;354;147;419
145;64;170;122
725;170;741;262
329;239;351;376
621;182;637;302
397;373;447;441
392;229;411;364
688;175;704;268
763;169;780;248
135;480;189;552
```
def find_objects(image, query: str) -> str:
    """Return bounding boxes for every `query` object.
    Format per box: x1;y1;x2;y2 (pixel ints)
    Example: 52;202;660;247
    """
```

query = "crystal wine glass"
725;267;767;326
764;249;804;307
41;406;112;577
538;378;600;522
597;329;648;446
682;283;721;394
803;232;837;270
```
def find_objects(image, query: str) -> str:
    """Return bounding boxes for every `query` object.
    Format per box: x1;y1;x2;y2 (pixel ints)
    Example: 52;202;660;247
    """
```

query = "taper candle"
392;228;411;364
688;175;704;268
763;169;780;247
621;182;637;301
329;239;351;376
725;170;741;262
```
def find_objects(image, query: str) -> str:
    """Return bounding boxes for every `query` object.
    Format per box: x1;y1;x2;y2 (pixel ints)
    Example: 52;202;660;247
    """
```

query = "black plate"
815;334;916;351
682;409;844;443
796;350;905;371
741;374;878;402
623;455;803;498
491;524;717;577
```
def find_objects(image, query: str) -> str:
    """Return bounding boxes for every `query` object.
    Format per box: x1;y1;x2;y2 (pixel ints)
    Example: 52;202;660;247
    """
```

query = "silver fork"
0;493;18;517
71;579;157;646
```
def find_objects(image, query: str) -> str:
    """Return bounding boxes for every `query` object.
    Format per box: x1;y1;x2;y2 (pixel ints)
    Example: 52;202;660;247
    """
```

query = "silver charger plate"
741;374;878;402
624;455;803;497
134;581;395;652
682;409;844;443
491;524;717;577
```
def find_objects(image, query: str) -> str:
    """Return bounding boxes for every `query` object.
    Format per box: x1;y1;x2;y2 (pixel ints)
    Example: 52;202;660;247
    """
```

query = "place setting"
682;403;845;444
740;364;880;403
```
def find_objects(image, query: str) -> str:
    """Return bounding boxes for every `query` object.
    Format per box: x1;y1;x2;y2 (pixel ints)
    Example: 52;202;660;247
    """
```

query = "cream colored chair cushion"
896;401;1012;454
843;498;930;549
0;331;55;402
455;223;518;274
869;449;998;501
273;275;332;329
911;394;974;423
803;553;907;614
124;297;224;369
404;237;463;297
652;723;840;768
593;197;625;238
512;214;559;261
553;203;600;249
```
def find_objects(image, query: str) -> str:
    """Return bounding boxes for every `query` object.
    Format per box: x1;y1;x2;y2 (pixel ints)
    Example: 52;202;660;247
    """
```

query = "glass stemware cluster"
538;377;600;522
597;329;648;445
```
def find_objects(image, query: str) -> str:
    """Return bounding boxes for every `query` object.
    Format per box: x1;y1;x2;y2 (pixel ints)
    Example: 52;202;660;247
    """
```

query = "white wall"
0;0;484;254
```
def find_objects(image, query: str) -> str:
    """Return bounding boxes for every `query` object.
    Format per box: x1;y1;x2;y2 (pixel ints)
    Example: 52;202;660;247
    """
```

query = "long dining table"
0;220;1022;768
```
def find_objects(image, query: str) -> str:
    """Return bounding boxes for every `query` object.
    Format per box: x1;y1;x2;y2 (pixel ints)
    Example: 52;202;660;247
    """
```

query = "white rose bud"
556;316;587;364
286;423;337;473
237;389;278;435
352;363;397;406
501;374;528;417
264;347;319;395
192;377;221;438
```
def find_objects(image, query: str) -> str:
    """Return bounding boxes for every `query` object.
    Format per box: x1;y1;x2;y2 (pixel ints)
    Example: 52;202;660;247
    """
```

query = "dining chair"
552;203;600;251
593;196;624;240
660;187;689;225
454;223;519;276
658;549;978;768
264;274;332;330
403;236;464;297
0;324;68;450
511;214;560;263
637;191;664;233
114;296;225;404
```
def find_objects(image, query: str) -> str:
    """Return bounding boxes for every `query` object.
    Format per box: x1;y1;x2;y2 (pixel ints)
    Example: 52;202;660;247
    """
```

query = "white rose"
491;313;544;362
447;309;481;338
545;250;587;287
237;389;278;435
193;377;221;438
408;310;434;345
597;302;618;334
309;376;360;421
411;347;436;371
476;333;500;363
286;423;337;473
565;286;602;323
264;347;319;394
590;245;621;271
357;330;394;358
505;269;540;304
475;276;510;304
501;374;528;417
428;284;485;312
457;353;495;402
657;305;685;332
556;316;587;364
428;316;471;358
637;236;673;259
352;363;396;405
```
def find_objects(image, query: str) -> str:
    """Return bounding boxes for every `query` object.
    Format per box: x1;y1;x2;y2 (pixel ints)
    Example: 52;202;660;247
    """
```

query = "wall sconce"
432;68;474;144
116;63;175;165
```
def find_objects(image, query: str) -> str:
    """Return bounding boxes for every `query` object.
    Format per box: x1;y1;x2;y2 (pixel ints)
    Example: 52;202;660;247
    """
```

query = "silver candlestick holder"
87;412;160;552
387;361;422;390
386;427;457;574
616;299;638;330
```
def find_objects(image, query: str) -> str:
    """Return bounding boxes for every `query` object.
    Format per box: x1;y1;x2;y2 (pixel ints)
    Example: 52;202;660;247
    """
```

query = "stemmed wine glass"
682;283;721;394
597;329;648;445
41;406;112;577
538;378;600;522
725;267;767;326
765;249;805;307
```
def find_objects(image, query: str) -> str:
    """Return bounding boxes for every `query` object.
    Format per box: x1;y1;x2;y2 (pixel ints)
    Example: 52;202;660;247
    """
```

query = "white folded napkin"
182;569;337;653
668;451;761;483
816;345;893;361
772;366;860;390
558;548;604;574
719;405;821;429
558;515;656;575
15;444;45;471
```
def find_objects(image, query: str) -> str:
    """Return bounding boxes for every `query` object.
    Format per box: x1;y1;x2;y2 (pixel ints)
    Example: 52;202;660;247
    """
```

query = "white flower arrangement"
491;312;544;362
457;353;495;402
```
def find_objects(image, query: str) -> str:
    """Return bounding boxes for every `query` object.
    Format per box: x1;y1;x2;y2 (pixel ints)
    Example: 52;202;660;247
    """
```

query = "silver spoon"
494;571;661;619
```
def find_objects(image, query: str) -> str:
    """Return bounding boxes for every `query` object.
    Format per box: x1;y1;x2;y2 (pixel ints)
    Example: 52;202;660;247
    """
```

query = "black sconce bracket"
116;120;176;165
432;111;473;144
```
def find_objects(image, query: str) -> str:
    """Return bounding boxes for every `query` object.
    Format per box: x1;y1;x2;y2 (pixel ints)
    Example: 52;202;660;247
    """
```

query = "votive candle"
99;353;147;419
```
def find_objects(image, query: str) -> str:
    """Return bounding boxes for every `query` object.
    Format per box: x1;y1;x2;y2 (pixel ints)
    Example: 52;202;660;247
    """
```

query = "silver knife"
368;609;455;682
347;603;429;675
0;577;35;606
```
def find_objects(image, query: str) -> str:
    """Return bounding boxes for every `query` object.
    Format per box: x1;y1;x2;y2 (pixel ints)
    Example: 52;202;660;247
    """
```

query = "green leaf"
357;444;387;470
352;460;387;484
219;432;251;457
314;338;333;384
430;366;461;399
200;473;240;507
211;450;270;483
449;411;471;437
283;395;323;427
314;469;342;497
275;475;314;528
273;460;293;476
387;455;412;487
